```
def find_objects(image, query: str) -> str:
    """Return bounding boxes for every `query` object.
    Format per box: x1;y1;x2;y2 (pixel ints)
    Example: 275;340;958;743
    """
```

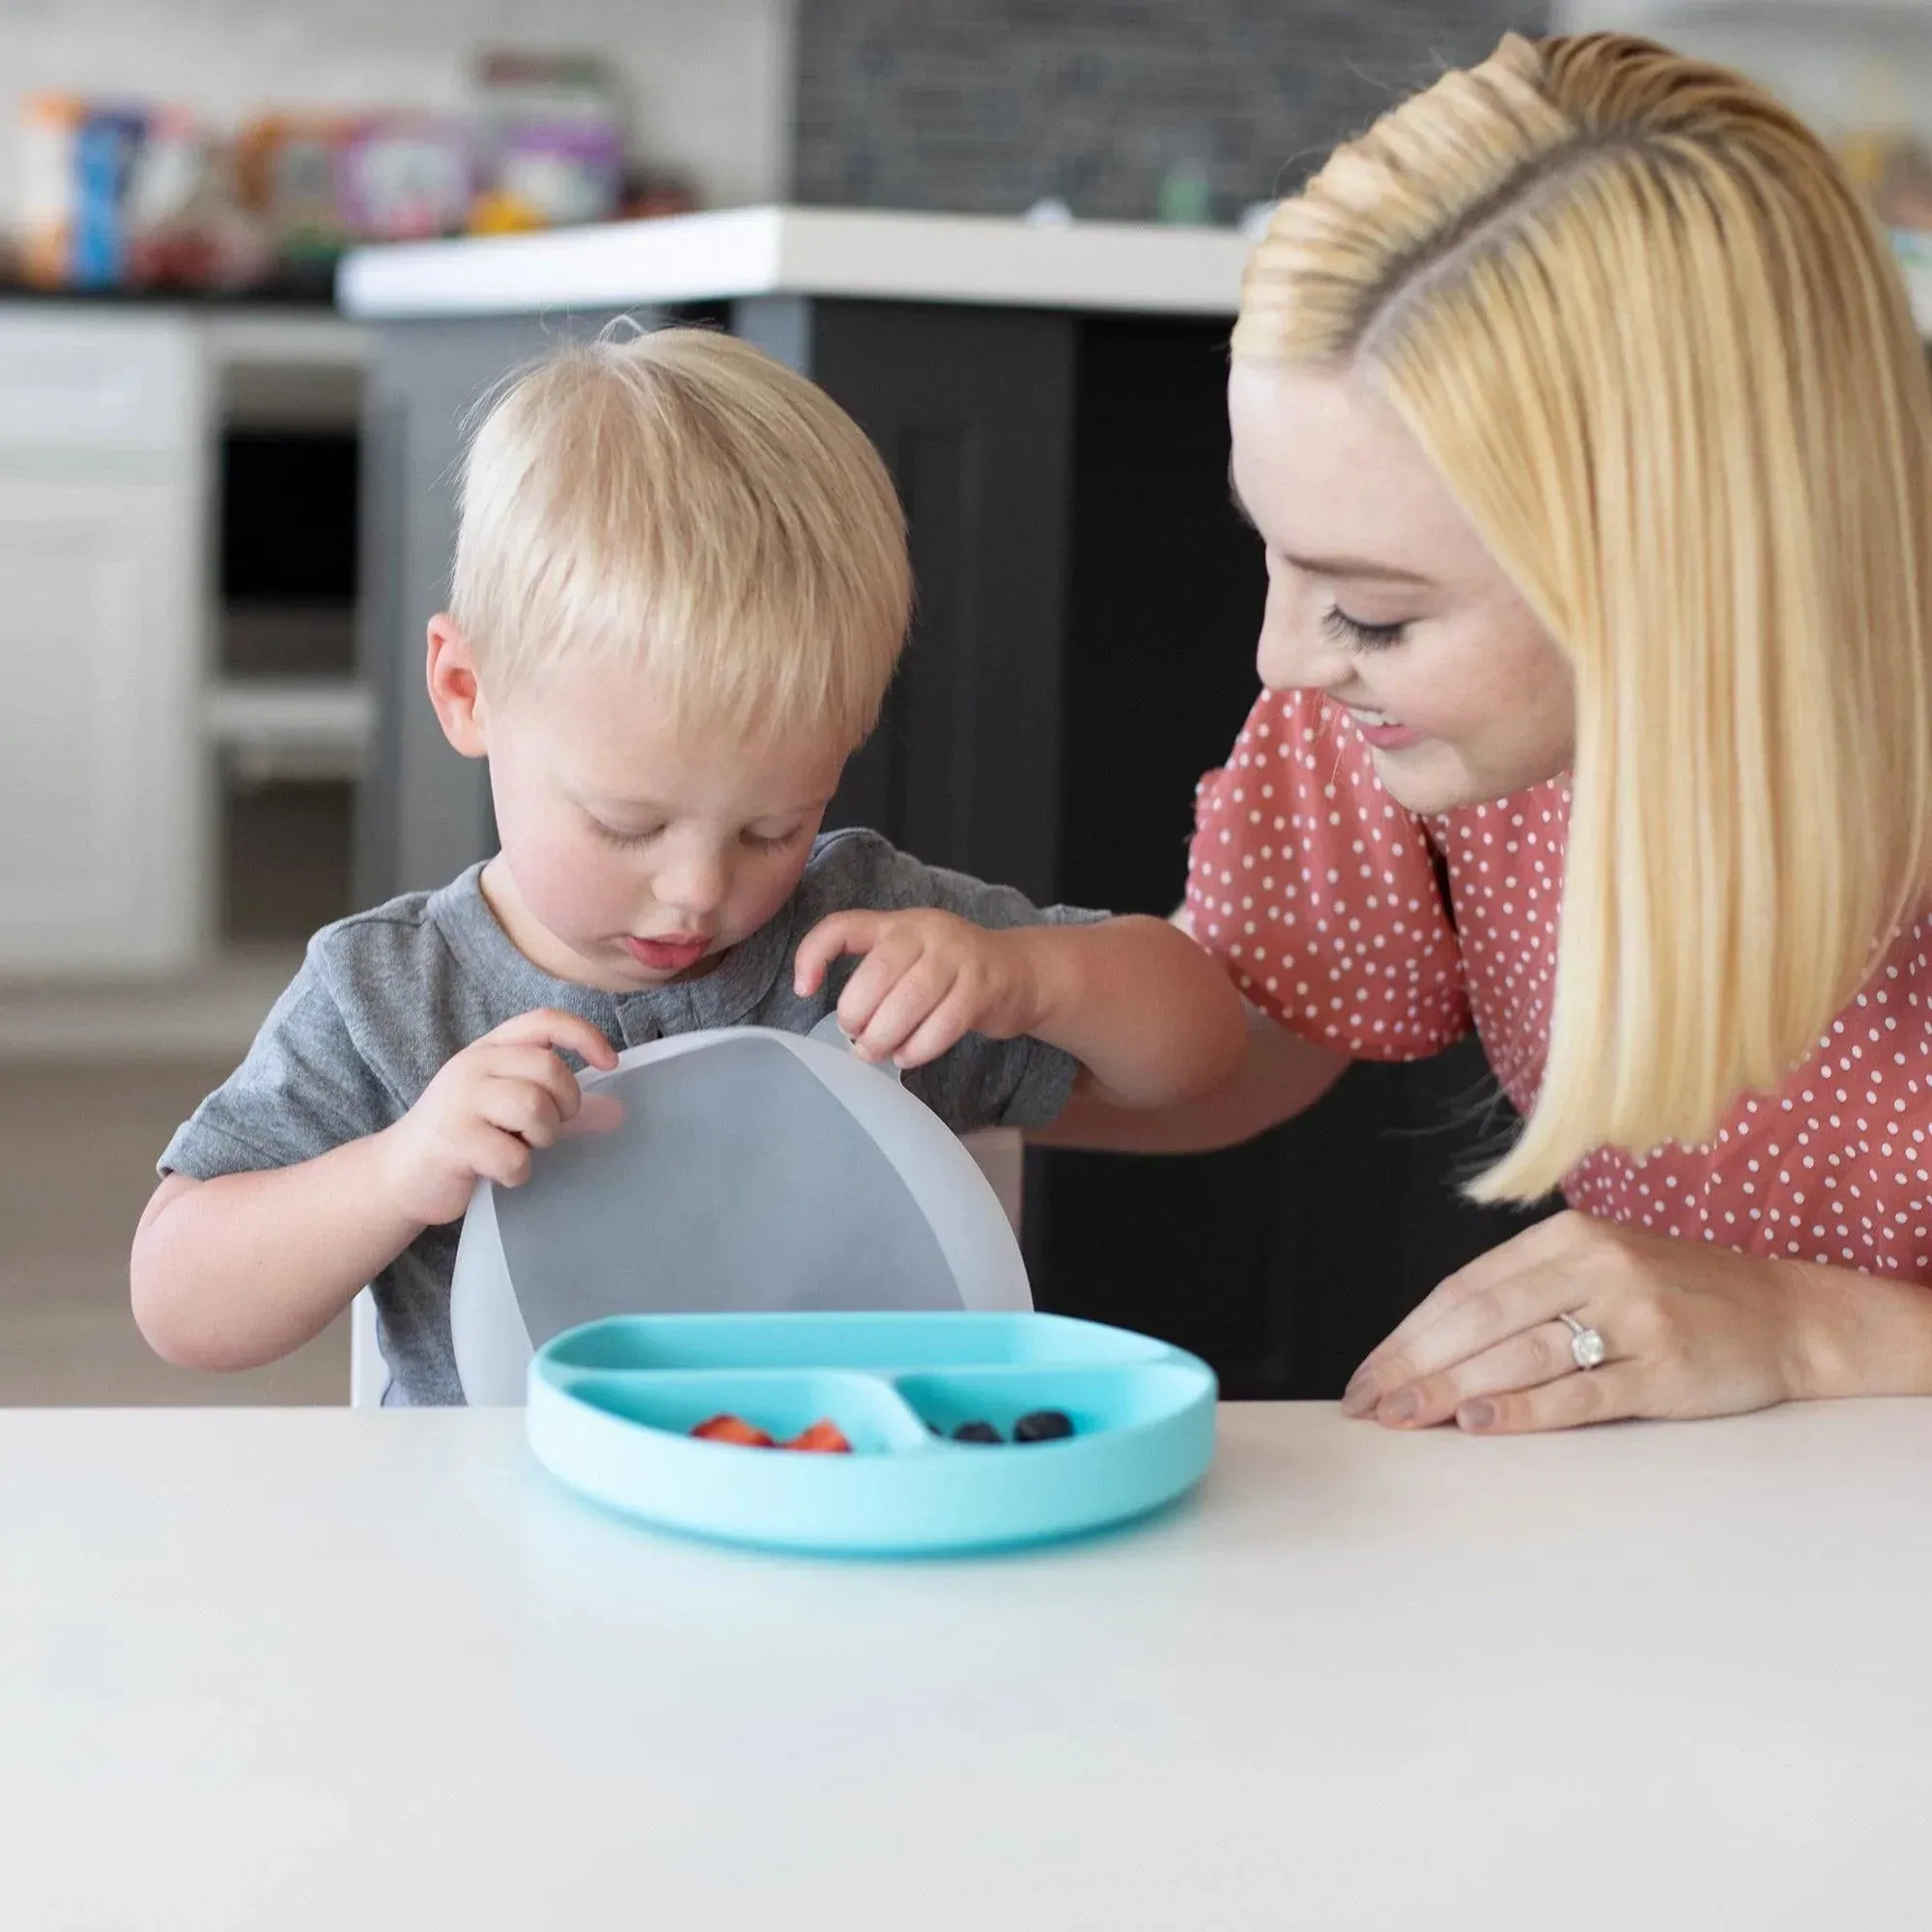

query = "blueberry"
952;1420;1002;1444
1013;1408;1074;1443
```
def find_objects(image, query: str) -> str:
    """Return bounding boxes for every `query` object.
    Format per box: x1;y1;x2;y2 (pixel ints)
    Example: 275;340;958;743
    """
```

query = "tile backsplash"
794;0;1545;222
0;0;796;228
3;2;1561;248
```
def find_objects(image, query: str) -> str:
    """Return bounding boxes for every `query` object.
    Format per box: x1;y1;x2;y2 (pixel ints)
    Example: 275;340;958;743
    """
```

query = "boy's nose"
654;851;730;918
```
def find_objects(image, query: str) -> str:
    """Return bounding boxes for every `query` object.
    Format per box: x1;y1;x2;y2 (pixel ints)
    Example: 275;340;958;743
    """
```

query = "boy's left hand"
794;910;1043;1069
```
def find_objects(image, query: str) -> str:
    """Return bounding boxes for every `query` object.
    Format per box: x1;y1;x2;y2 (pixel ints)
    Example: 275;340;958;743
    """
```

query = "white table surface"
337;204;1253;321
3;1400;1928;1930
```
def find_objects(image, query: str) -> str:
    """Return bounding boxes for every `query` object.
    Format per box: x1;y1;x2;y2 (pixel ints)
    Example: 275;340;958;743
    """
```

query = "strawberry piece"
691;1413;775;1448
784;1419;852;1455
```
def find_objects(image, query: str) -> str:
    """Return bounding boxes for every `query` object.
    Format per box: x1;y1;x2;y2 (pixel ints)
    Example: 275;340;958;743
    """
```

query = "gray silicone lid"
449;1026;1033;1404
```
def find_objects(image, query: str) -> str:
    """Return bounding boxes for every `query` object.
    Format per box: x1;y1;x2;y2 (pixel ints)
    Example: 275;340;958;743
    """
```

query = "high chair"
350;1288;386;1408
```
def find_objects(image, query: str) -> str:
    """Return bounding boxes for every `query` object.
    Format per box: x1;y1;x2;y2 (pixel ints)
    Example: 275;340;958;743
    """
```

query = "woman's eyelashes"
1321;604;1410;651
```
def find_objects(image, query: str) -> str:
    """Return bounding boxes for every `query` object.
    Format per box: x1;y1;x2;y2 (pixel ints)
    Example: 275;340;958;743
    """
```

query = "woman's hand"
1342;1210;1841;1434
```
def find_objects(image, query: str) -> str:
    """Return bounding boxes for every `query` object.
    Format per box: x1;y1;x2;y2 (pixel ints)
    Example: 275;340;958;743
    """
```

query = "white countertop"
3;1399;1927;1929
336;204;1253;322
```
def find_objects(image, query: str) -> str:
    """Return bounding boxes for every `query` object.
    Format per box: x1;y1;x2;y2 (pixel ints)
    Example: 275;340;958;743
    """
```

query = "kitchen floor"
0;1057;346;1406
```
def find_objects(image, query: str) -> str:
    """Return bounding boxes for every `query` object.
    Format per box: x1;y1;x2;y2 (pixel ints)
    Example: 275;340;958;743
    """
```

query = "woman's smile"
1345;704;1425;752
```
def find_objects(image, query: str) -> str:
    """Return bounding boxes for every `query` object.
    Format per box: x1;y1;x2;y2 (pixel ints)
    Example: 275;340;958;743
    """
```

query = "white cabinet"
0;311;207;975
0;471;203;972
0;305;372;978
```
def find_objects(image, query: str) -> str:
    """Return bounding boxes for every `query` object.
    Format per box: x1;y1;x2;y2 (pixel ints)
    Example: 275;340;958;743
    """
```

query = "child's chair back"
349;1289;385;1408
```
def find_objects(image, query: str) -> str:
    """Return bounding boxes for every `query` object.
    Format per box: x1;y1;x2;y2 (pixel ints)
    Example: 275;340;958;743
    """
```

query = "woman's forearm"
1785;1256;1932;1399
1034;998;1350;1151
130;1133;425;1373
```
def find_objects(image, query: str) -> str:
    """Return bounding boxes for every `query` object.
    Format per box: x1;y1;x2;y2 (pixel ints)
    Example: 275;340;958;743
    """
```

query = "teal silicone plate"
526;1312;1218;1555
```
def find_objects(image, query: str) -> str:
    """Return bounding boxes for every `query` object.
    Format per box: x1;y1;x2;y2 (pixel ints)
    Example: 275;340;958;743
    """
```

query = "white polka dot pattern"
1185;686;1932;1278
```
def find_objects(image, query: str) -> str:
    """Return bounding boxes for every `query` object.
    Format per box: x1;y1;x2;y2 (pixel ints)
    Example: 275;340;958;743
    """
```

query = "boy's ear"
425;613;489;759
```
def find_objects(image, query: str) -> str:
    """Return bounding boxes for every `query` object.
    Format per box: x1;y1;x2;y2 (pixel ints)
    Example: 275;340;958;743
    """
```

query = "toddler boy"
131;329;1245;1403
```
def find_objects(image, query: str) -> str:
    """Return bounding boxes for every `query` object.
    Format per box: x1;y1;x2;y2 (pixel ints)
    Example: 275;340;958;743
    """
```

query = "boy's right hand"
378;1009;622;1227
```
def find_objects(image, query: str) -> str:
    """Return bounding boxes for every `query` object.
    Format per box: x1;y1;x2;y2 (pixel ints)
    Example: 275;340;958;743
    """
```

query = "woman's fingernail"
1378;1387;1421;1424
1460;1400;1497;1431
1340;1376;1377;1418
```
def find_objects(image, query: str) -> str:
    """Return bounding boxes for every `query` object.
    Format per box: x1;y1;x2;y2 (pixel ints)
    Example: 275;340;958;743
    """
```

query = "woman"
1046;31;1932;1432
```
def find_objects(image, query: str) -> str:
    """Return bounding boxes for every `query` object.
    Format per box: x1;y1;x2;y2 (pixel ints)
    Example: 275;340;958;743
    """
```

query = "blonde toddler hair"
1237;32;1932;1202
449;327;910;748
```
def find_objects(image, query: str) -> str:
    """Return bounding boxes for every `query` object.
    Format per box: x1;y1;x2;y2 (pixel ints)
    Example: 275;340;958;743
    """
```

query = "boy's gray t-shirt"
160;829;1103;1406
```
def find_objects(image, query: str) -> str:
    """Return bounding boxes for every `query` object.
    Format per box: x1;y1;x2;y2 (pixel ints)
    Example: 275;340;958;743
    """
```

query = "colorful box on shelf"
19;95;146;288
13;56;639;296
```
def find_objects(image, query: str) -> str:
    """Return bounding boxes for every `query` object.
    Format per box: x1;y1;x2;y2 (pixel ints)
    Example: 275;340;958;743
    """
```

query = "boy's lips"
623;933;712;973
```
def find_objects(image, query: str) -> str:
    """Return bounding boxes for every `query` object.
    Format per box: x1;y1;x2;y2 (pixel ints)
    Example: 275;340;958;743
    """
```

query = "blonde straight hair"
451;327;910;750
1236;32;1932;1202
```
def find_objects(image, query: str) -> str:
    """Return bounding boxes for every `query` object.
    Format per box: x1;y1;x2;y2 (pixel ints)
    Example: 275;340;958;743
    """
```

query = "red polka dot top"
1185;686;1932;1277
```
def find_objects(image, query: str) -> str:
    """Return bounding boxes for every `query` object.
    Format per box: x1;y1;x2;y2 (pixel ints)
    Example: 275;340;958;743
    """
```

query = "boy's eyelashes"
582;813;664;848
743;825;810;852
582;814;808;853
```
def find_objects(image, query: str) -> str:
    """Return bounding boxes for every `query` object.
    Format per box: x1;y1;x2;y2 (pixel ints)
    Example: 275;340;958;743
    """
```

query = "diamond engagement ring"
1559;1311;1606;1371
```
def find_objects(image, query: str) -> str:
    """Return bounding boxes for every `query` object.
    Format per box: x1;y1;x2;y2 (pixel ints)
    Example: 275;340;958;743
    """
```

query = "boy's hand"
378;1009;622;1226
794;910;1048;1070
